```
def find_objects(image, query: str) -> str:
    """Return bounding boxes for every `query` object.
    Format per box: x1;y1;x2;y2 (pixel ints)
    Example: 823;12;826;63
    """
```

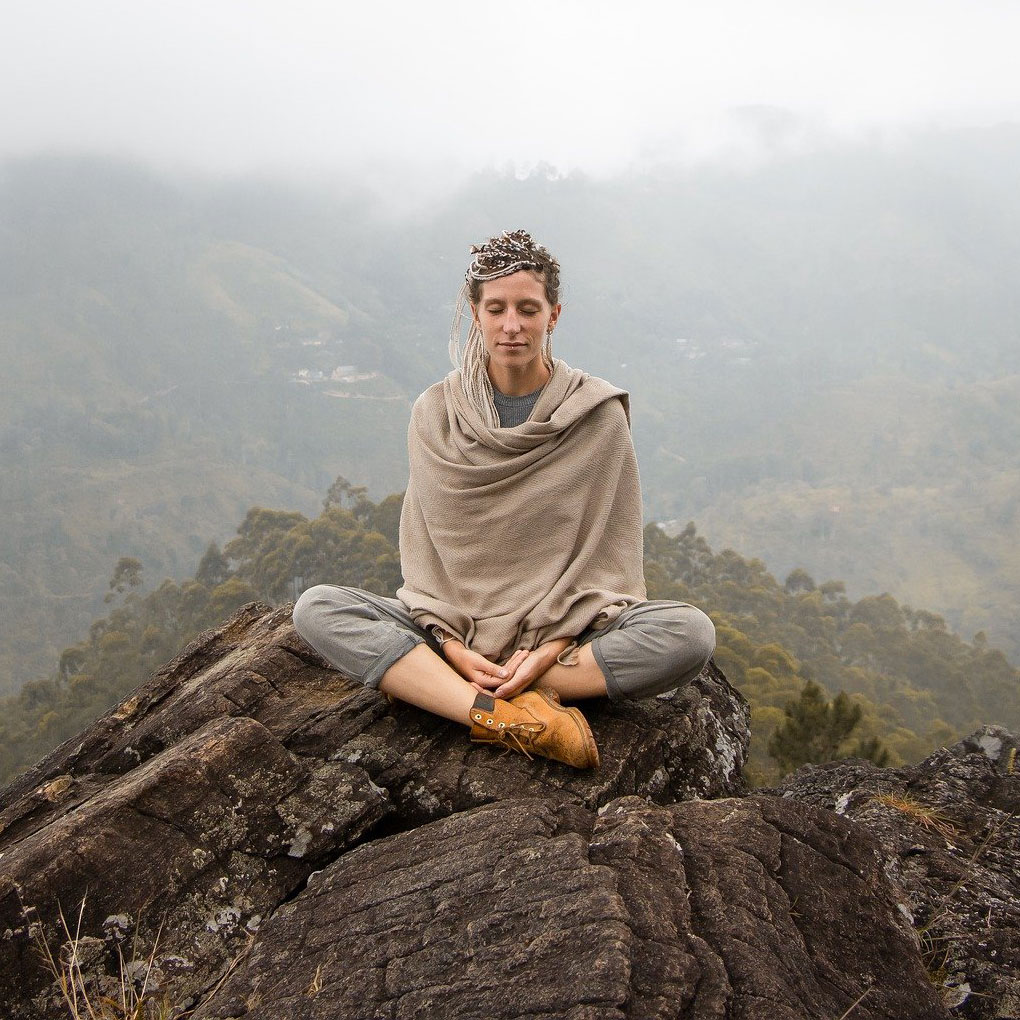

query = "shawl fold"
397;360;646;663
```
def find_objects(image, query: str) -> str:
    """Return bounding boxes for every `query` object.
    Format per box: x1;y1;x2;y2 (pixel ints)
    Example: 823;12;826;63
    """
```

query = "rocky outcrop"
774;726;1020;1019
191;794;945;1019
0;602;748;1018
0;601;1012;1018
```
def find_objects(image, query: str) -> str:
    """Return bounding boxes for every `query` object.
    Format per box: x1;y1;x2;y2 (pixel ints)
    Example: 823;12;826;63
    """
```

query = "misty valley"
2;133;1019;781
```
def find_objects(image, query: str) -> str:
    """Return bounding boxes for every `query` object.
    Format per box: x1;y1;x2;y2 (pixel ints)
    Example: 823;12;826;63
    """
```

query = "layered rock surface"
0;602;1010;1018
0;602;746;1018
774;726;1020;1019
192;794;944;1020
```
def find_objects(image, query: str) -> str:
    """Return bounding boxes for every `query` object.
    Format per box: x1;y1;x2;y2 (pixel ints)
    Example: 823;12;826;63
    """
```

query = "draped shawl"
397;359;646;663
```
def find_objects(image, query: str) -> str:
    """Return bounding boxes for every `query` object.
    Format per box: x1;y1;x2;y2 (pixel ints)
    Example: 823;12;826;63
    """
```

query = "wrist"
430;625;458;646
444;640;465;659
541;637;572;661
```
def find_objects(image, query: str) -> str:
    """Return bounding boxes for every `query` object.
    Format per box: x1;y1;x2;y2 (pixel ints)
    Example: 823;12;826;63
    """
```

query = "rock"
191;795;946;1019
0;602;749;1019
6;599;1010;1019
1;713;390;1018
774;725;1020;1018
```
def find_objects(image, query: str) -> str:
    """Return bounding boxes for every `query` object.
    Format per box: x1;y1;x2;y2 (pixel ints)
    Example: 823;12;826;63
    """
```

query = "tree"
848;736;891;767
196;542;230;588
768;680;871;773
104;556;143;603
58;646;87;681
784;568;816;595
323;475;369;514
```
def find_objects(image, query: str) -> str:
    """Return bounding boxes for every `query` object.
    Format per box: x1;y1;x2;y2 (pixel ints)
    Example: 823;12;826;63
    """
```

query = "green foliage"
105;557;143;603
644;521;1019;784
0;488;402;786
766;681;887;772
195;543;230;588
849;736;891;768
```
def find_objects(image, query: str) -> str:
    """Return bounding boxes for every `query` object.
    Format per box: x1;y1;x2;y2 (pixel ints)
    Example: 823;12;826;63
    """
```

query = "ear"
548;303;562;329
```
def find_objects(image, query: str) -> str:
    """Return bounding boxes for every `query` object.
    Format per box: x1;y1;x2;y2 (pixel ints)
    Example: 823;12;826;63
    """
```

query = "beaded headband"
465;228;559;282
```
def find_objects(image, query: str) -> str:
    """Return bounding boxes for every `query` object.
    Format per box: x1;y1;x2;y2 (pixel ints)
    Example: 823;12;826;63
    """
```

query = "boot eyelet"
498;722;505;728
486;718;494;725
473;713;482;721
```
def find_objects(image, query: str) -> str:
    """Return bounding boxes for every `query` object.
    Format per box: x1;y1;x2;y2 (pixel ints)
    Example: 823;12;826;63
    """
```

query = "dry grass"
306;963;324;997
31;894;257;1020
869;792;958;838
911;813;1014;1007
836;985;872;1018
33;897;175;1020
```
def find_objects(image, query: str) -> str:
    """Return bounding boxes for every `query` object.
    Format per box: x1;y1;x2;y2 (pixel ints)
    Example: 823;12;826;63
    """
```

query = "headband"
465;228;559;282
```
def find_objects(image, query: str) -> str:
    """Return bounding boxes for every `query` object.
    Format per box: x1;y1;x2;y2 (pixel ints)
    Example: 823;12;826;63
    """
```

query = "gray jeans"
292;586;715;701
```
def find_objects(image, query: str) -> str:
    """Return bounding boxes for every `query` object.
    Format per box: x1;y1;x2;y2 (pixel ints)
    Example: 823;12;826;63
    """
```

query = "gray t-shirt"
493;385;544;428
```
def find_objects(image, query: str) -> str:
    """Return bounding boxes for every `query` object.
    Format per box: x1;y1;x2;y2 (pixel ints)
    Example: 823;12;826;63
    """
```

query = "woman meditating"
293;230;715;769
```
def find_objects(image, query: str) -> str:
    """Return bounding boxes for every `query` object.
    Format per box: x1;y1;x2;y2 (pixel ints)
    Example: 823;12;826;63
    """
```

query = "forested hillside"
2;486;1014;787
0;161;414;688
3;128;1020;693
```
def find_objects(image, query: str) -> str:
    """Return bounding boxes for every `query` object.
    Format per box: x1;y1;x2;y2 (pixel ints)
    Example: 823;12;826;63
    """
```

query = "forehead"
477;270;547;304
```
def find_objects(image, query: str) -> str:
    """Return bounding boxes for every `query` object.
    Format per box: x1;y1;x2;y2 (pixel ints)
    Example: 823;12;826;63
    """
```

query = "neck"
487;360;551;397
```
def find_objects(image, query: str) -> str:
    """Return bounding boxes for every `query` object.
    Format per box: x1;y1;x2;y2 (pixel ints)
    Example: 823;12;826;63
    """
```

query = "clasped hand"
442;638;571;700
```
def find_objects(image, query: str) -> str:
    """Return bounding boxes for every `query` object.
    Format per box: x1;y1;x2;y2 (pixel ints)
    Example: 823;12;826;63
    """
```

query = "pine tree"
767;680;882;773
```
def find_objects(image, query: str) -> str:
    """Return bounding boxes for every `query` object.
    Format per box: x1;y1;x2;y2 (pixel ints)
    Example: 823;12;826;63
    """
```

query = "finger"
493;680;525;700
471;671;503;690
507;648;531;672
493;669;537;700
498;649;529;680
469;653;511;679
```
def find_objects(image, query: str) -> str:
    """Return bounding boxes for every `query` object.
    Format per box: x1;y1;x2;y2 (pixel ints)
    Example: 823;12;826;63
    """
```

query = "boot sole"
564;705;600;768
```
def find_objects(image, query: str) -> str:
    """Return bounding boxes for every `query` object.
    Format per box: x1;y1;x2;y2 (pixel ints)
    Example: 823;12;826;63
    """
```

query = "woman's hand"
491;638;573;700
443;641;530;695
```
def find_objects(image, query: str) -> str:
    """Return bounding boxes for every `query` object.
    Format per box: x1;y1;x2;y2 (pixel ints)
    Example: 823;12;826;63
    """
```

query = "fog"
5;0;1020;185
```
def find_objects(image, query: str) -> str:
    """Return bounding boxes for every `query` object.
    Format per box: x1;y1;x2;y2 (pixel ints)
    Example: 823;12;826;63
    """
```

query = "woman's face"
472;271;560;387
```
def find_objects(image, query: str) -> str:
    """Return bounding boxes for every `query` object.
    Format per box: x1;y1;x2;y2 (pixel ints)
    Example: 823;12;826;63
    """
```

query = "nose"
503;310;521;334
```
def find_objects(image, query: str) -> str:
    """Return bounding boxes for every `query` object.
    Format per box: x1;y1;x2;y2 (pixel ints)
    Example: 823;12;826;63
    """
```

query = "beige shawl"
397;359;646;663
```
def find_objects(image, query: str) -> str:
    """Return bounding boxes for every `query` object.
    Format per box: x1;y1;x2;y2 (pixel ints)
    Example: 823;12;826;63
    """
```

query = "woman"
293;229;715;769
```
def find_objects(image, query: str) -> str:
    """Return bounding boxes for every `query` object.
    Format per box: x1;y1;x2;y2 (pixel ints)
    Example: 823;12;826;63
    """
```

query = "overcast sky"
4;0;1020;180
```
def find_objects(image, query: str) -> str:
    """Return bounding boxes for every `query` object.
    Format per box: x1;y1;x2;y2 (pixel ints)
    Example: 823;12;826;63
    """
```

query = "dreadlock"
449;229;561;427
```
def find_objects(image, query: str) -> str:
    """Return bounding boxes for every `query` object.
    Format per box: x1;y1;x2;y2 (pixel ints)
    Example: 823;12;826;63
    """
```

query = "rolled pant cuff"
362;632;425;689
591;640;625;702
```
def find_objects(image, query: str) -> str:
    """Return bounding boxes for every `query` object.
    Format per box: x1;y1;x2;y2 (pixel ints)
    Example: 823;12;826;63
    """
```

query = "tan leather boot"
469;689;600;769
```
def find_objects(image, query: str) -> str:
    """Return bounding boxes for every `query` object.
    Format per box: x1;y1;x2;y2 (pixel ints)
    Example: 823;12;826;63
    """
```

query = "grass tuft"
33;896;176;1020
869;792;958;838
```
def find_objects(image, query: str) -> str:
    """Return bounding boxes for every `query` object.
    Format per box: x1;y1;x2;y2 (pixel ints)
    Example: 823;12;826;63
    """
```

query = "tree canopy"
0;487;1015;789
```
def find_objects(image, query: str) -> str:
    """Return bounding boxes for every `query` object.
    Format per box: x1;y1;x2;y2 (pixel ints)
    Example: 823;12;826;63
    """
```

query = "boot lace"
494;721;546;760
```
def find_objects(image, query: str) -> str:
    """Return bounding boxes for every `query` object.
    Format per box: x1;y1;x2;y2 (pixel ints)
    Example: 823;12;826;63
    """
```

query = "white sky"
4;0;1020;178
